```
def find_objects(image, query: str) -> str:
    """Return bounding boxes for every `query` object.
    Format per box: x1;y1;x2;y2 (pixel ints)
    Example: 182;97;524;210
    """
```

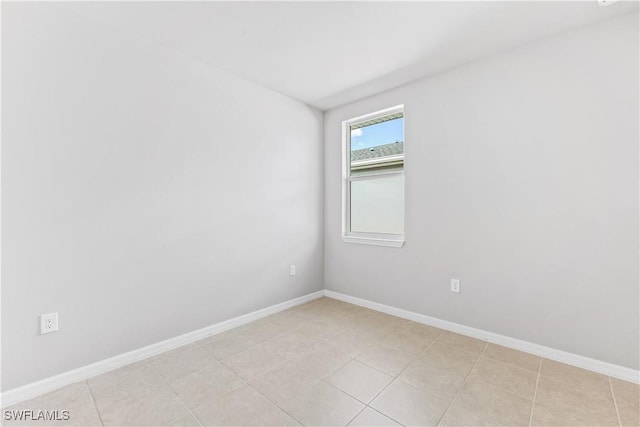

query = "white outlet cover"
40;312;59;334
450;279;461;293
289;264;296;276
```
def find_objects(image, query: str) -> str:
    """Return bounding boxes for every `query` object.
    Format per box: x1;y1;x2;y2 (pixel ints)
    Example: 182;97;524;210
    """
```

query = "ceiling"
62;1;638;110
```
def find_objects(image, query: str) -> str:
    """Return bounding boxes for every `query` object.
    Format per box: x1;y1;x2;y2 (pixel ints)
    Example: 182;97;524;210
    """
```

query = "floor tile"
326;360;393;403
483;343;541;373
439;403;496;427
249;361;321;406
294;303;335;320
235;319;286;343
531;376;618;426
88;365;176;426
617;399;640;426
455;377;532;426
351;309;387;322
435;332;486;354
282;381;364;427
393;321;443;341
294;320;346;341
372;313;409;329
341;305;378;320
165;413;201;426
376;329;432;356
167;363;244;409
197;333;256;360
222;345;287;380
186;330;235;346
323;312;358;330
314;298;350;310
350;313;395;330
418;342;480;368
3;382;102;427
88;362;165;400
147;343;198;364
540;359;611;396
356;344;414;376
466;357;537;399
266;312;311;331
148;344;200;365
262;332;316;359
193;384;299;426
92;382;190;426
611;378;640;427
610;377;640;404
349;321;391;341
312;339;360;362
371;379;452;426
150;347;220;383
322;329;373;359
289;345;351;379
348;408;401;426
399;342;477;395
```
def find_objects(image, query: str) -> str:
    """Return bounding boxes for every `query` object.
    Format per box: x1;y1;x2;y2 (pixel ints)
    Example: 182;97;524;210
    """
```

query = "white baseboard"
1;290;324;408
324;290;640;384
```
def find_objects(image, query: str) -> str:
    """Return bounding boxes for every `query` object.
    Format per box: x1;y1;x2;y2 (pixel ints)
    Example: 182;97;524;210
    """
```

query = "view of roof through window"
350;115;404;174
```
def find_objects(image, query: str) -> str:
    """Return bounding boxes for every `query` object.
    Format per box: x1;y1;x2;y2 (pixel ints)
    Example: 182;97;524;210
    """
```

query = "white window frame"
342;105;405;247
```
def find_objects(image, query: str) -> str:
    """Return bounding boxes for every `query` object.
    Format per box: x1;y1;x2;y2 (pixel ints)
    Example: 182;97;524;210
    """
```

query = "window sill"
342;235;405;248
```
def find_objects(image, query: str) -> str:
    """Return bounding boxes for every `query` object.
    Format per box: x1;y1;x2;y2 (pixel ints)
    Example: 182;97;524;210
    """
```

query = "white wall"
325;14;639;370
1;3;323;391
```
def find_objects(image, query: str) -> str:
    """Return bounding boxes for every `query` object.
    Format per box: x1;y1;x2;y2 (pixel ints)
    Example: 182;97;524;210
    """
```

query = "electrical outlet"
450;279;461;293
40;312;58;334
289;264;296;276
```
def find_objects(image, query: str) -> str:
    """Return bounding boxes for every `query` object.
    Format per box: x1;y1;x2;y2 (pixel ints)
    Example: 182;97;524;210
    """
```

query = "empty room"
1;1;639;426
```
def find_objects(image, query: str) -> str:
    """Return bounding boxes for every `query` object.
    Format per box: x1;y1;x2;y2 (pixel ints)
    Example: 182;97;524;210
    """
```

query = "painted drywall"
1;3;323;391
324;13;639;370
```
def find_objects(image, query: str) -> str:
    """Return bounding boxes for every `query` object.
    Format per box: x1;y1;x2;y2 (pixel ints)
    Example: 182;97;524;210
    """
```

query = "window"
342;105;405;247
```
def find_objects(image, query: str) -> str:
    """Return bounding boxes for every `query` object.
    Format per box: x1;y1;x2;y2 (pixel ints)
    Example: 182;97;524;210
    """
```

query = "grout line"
188;379;249;415
315;325;434;427
480;350;542;376
240;315;371;426
355;355;409;379
608;376;623;427
245;382;306;426
84;380;105;427
439;343;540;408
351;335;442;427
436;342;488;425
204;314;355;426
528;356;543;426
146;359;205;427
363;341;439;427
366;406;407;427
344;405;368;427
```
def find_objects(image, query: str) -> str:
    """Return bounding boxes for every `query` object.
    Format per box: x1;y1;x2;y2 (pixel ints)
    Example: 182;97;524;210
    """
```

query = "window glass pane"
350;116;403;176
350;174;404;234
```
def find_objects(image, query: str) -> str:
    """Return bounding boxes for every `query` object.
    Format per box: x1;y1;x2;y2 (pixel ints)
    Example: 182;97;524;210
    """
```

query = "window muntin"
343;106;405;245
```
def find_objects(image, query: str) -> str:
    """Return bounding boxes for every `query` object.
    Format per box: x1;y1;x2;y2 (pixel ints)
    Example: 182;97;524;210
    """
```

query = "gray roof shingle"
351;141;404;162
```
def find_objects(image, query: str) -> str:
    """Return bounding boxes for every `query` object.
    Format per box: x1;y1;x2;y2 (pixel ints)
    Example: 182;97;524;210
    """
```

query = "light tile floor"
3;297;639;426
